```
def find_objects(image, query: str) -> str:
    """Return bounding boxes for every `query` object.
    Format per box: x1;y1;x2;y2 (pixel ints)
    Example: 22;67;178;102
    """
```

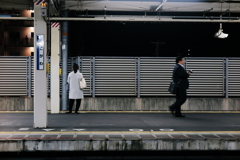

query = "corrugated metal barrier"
186;58;225;96
228;58;240;97
0;56;239;98
140;58;175;96
0;57;28;96
94;58;137;96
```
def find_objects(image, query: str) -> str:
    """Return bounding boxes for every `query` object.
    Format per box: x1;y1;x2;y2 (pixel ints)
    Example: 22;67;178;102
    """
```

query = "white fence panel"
94;58;137;96
78;57;91;96
228;58;240;97
0;57;28;96
140;58;175;96
1;56;240;97
186;58;225;96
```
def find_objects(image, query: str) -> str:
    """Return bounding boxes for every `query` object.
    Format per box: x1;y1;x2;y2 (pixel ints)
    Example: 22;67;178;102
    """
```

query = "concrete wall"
0;97;33;111
0;97;240;111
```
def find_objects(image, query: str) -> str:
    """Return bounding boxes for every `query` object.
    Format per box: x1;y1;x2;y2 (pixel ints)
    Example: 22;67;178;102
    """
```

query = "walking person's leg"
169;88;187;116
75;99;81;114
169;96;178;116
169;88;181;115
67;99;74;113
175;89;187;117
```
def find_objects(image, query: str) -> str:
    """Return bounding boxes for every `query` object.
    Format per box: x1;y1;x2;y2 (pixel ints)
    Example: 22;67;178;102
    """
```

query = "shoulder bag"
79;78;87;89
168;81;179;94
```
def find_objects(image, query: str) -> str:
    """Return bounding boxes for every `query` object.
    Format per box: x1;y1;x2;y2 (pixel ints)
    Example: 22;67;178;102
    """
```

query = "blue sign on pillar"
36;35;44;70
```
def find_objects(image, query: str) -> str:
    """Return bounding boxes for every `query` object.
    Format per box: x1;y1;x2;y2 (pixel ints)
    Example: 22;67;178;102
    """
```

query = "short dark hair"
73;63;79;73
175;56;184;64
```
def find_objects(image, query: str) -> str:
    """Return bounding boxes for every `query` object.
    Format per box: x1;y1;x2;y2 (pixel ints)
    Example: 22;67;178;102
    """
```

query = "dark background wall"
69;21;240;57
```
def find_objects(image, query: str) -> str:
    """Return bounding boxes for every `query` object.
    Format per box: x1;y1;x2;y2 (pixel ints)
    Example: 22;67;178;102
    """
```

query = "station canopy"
2;0;240;21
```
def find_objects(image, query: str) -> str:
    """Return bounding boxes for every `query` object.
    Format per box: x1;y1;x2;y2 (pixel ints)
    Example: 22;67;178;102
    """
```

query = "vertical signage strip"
36;35;44;70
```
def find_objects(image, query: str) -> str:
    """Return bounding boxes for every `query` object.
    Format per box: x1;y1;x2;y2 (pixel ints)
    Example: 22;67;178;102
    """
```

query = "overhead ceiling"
1;0;240;13
59;0;240;13
1;0;240;22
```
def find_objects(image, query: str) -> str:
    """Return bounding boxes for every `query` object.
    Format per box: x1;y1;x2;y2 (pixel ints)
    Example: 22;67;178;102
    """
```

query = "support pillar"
34;4;47;128
61;1;68;110
51;24;60;113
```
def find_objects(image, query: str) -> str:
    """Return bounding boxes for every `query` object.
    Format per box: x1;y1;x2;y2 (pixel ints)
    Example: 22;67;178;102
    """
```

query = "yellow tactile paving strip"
0;111;240;113
0;131;240;134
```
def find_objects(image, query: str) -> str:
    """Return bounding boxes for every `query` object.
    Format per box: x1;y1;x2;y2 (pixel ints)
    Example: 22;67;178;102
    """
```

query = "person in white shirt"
66;63;84;114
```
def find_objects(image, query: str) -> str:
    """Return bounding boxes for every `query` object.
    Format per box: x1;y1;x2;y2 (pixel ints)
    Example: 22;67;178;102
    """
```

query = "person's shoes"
168;106;174;116
66;112;72;114
75;112;79;114
175;115;185;117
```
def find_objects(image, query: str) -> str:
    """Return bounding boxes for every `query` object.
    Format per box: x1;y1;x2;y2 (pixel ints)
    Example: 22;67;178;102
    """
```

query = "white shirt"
67;70;84;99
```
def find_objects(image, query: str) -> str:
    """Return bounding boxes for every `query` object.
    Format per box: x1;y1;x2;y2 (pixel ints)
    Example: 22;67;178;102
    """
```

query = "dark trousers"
68;99;81;113
169;88;187;116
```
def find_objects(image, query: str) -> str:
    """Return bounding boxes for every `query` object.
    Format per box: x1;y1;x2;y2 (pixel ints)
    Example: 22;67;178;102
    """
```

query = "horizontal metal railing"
0;57;28;96
186;58;225;96
0;56;239;98
140;58;175;96
94;58;137;96
228;58;240;97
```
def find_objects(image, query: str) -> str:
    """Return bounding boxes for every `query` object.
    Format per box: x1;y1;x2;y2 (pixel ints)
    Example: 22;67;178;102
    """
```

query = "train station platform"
0;112;240;152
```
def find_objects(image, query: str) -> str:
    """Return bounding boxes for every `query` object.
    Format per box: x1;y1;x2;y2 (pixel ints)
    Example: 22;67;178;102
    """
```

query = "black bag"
168;81;178;94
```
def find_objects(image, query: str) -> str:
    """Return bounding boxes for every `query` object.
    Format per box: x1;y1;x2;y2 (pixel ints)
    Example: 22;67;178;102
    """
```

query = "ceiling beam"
1;16;240;22
0;17;34;20
49;16;240;23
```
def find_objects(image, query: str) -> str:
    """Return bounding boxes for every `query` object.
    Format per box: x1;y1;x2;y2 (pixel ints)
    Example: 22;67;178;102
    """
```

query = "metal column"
34;4;47;128
137;57;141;98
61;1;69;110
225;58;229;98
91;57;95;98
27;56;32;97
76;56;81;72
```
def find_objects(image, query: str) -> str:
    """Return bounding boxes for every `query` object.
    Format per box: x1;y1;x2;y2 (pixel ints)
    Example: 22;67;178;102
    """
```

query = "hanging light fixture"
215;1;228;39
215;23;228;38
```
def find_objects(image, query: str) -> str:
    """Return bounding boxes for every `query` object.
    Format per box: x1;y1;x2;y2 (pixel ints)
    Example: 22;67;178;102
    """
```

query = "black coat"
172;64;189;89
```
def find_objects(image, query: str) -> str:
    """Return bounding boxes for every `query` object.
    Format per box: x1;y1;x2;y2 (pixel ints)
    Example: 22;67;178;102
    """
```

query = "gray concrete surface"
0;113;240;152
1;135;240;151
1;97;240;111
0;113;240;131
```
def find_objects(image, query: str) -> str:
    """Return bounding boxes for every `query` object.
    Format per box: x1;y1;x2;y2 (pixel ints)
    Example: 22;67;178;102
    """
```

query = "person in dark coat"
169;56;191;117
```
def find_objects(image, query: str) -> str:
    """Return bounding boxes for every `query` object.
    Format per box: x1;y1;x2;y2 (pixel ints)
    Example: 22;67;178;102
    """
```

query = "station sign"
36;35;44;70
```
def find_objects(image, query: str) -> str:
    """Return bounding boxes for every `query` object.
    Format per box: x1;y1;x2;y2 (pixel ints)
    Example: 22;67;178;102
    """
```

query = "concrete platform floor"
0;112;240;132
1;112;240;152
